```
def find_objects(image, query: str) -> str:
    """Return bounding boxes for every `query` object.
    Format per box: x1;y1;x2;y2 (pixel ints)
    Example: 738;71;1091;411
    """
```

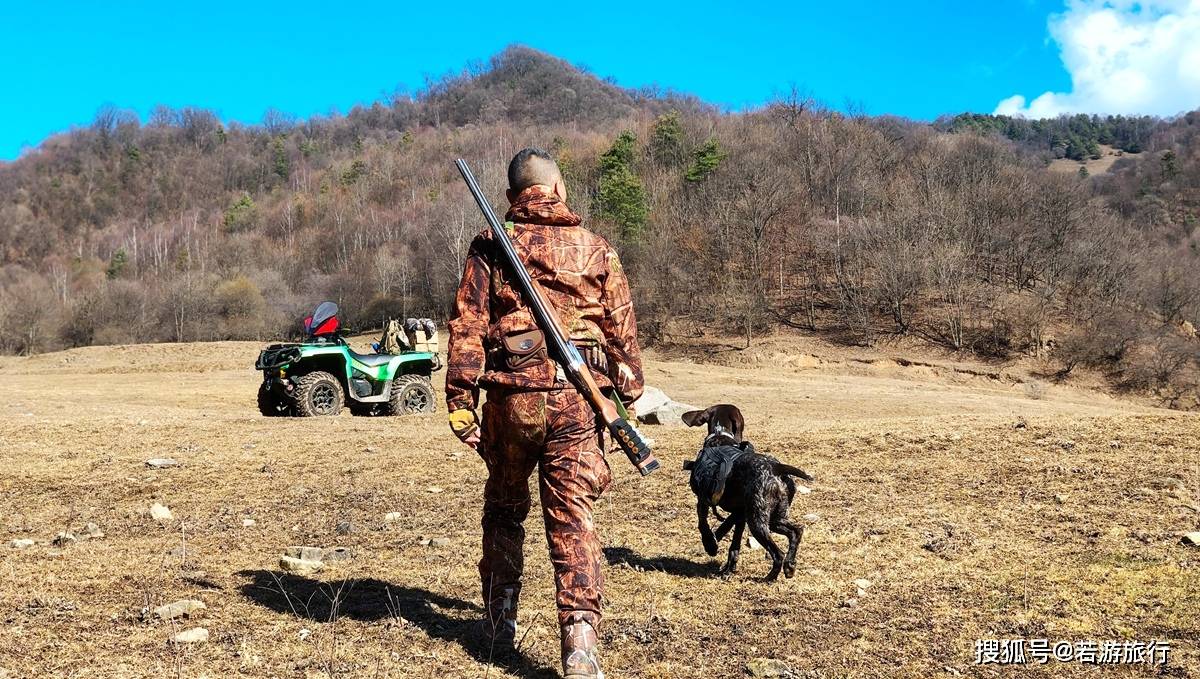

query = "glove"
449;409;480;448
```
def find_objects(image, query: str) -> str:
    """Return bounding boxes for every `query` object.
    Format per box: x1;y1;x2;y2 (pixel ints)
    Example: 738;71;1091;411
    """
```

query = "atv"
255;302;440;417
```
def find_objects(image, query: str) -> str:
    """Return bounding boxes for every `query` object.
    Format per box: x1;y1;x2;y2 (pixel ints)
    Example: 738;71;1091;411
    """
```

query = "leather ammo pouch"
502;329;548;370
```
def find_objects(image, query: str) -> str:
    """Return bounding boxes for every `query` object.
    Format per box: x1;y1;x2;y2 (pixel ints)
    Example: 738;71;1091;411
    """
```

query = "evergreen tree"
595;131;647;239
650;111;684;166
223;193;258;232
1162;150;1179;179
685;138;726;182
597;166;648;239
106;249;127;280
272;136;290;180
599;130;637;174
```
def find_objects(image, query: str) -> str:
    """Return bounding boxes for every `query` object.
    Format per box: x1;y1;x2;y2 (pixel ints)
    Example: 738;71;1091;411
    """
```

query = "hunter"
446;147;643;678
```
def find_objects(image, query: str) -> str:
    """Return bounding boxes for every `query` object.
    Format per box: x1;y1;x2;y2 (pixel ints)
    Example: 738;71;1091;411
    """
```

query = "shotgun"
454;159;659;476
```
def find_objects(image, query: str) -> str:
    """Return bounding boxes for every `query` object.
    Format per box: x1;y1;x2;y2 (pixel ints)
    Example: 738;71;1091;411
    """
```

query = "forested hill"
938;112;1162;158
1;45;1198;405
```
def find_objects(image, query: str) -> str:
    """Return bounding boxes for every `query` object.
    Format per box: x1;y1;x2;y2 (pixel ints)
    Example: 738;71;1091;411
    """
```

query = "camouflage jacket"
446;186;644;413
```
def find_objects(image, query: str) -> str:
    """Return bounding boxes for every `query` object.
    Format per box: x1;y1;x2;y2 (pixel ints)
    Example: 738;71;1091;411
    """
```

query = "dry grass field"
1047;145;1132;176
0;338;1197;678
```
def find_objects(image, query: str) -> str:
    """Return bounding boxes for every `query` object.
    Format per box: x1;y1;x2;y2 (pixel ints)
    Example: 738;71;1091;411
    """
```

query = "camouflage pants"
478;386;612;629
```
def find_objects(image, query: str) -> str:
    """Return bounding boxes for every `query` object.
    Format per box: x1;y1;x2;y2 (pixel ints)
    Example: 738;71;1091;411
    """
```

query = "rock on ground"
154;599;206;620
10;539;35;549
1182;532;1200;547
284;546;324;562
150;503;173;523
171;627;209;644
631;385;700;427
79;522;105;539
630;386;671;414
639;401;701;427
746;658;792;677
322;547;355;562
279;555;324;575
145;458;179;469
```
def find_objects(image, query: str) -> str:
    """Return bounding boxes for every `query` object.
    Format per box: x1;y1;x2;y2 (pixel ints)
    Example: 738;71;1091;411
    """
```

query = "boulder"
630;386;671;415
640;401;701;427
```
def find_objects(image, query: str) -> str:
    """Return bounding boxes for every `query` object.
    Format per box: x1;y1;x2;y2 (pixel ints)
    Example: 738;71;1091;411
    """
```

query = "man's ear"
552;178;567;202
681;409;708;428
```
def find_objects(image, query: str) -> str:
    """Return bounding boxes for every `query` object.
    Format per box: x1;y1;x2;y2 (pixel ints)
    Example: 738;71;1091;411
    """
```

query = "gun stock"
455;159;658;477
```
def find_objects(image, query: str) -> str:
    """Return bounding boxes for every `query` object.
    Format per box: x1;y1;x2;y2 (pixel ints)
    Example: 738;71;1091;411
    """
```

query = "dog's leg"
697;501;719;557
713;511;737;542
771;512;804;579
719;517;745;576
747;513;785;582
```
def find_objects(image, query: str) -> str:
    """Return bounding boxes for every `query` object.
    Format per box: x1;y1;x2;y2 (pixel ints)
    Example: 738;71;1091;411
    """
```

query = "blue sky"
0;1;1081;160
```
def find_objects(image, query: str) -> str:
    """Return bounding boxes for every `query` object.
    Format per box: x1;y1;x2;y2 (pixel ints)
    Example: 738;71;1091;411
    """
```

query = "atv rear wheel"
257;382;290;417
294;371;344;417
386;375;436;415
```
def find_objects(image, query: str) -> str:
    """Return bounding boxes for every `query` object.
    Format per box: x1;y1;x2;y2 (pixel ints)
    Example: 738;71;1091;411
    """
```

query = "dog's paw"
702;536;719;557
783;563;796;579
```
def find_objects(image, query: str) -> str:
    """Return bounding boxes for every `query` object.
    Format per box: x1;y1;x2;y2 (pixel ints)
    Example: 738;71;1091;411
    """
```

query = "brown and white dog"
681;404;813;581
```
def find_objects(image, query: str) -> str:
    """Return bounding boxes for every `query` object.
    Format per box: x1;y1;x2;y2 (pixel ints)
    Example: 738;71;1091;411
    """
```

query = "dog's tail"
774;463;814;481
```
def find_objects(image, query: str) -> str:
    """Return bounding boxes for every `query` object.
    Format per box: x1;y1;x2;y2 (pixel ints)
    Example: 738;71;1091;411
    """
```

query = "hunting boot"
476;585;518;649
475;616;517;650
560;615;603;678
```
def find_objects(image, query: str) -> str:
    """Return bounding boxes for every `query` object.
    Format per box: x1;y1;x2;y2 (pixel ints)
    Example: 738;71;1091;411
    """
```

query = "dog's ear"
681;409;709;428
682;460;695;471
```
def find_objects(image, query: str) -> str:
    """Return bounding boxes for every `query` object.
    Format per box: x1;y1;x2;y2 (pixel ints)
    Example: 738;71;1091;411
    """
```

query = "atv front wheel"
386;375;436;415
257;382;291;417
294;371;344;417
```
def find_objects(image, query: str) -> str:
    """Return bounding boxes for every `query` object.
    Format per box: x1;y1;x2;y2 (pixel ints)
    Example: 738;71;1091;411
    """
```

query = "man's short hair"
507;147;561;192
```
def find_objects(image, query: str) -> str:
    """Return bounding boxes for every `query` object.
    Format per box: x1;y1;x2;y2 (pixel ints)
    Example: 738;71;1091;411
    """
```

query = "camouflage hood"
504;186;583;227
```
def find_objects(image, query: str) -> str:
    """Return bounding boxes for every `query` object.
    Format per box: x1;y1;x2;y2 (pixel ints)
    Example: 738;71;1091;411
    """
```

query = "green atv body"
255;302;440;417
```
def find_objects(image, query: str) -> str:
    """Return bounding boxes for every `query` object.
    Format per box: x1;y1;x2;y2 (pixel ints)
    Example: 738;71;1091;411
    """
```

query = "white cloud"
995;0;1200;117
